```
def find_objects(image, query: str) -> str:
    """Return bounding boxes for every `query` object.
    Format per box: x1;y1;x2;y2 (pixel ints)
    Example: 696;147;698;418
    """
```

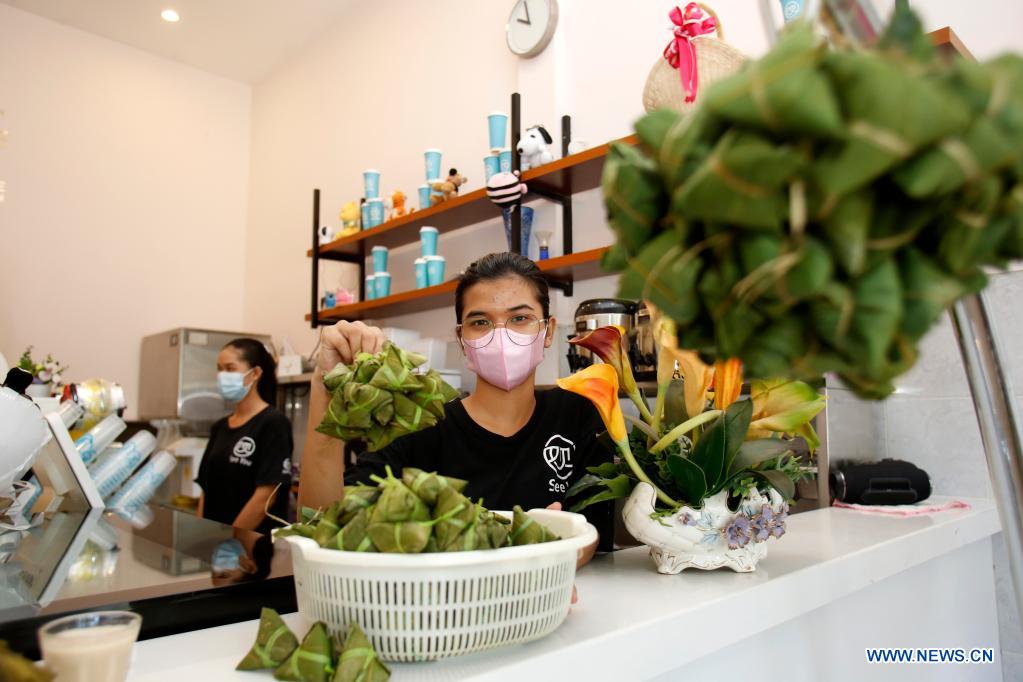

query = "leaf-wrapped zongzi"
333;623;389;682
237;608;300;671
273;622;335;682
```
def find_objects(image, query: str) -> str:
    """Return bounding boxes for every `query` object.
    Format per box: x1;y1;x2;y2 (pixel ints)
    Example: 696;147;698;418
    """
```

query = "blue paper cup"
425;256;446;286
414;258;428;289
367;198;385;227
365;275;376;300
499;148;513;174
418;184;432;210
419;226;439;257
360;202;370;230
363;169;380;199
484;154;500;181
424;149;442;182
488;111;508;151
374;271;391;298
371;246;388;272
503;205;534;255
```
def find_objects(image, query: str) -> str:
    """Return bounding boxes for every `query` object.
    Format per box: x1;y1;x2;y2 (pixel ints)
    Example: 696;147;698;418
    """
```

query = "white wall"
0;4;252;419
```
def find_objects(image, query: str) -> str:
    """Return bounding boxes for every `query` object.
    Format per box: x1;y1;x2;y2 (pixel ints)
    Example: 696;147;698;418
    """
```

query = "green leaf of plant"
567;474;635;513
586;461;621;478
730;439;792;476
722;399;754;475
667;454;707;507
691;415;726;491
565;474;604;500
754;469;796;500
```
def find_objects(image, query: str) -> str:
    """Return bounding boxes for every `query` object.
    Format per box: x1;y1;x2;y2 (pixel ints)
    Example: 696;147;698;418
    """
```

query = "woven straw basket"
642;4;746;114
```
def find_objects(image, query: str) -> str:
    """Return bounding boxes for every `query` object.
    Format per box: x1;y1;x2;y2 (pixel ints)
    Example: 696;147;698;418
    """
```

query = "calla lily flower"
713;358;743;410
748;379;827;451
557;363;627;443
570;326;652;422
558;364;678;507
647;301;715;424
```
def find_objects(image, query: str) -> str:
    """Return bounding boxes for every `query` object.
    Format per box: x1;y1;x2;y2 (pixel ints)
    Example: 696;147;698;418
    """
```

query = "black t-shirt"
345;388;611;512
196;406;293;533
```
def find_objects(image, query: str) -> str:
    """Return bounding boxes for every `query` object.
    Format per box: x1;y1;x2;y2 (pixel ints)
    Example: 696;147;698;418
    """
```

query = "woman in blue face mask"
195;338;293;533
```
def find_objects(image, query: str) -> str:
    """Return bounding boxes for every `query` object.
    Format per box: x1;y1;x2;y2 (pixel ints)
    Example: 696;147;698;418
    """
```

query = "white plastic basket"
282;508;597;662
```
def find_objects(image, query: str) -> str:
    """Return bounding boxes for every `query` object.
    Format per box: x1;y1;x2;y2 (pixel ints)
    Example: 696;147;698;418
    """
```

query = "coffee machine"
567;299;657;381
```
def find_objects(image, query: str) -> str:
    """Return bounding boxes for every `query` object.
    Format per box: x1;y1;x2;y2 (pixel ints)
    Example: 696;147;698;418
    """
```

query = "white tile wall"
825;268;1023;680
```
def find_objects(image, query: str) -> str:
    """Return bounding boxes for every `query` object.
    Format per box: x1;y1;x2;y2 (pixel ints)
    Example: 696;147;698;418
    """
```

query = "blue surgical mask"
217;369;253;402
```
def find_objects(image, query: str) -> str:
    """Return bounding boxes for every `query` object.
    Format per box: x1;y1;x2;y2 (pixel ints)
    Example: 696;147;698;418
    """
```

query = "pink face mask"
463;327;546;391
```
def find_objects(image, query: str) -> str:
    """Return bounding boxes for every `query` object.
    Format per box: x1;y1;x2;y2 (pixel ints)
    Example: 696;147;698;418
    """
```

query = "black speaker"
830;458;931;505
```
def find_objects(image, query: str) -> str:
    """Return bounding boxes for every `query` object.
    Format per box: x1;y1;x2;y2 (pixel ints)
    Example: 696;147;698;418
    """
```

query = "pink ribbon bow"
663;3;718;103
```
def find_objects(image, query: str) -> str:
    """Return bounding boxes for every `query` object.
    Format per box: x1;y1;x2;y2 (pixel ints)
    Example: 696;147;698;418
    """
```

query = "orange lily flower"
713;358;743;410
558;364;678;507
570;325;651;421
557;363;627;443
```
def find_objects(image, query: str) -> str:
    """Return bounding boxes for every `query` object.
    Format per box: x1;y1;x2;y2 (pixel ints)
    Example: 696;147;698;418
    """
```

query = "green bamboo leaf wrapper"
675;130;804;231
334;623;390;682
273;622;335;682
701;23;843;139
602;143;666;257
334;508;375;552
510;506;559;545
367;521;433;554
432;486;475;548
401;467;468;506
238;608;300;671
338;485;381;526
370;468;429;523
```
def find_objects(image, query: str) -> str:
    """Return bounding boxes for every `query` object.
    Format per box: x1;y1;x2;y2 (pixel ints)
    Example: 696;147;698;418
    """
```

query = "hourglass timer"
535;229;553;260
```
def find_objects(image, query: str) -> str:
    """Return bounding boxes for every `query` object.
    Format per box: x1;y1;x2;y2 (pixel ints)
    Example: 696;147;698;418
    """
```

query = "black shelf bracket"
310;188;320;329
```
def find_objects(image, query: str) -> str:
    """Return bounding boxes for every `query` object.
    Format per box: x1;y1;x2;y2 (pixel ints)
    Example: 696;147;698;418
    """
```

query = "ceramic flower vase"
623;481;789;574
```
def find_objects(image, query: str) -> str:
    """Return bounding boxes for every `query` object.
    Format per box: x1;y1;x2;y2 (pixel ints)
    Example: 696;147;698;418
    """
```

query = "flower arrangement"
558;309;824;547
17;346;69;392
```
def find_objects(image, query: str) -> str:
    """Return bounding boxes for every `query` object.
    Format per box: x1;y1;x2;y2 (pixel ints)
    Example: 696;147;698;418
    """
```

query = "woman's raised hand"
316;321;387;373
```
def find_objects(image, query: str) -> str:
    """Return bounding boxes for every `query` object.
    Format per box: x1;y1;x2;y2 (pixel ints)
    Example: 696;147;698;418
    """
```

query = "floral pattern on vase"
623;481;789;574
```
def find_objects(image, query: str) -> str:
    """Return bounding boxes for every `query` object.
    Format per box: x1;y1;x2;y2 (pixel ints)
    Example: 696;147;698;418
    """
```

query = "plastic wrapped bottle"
107;451;177;516
74;414;126;465
89;430;156;498
56;400;85;430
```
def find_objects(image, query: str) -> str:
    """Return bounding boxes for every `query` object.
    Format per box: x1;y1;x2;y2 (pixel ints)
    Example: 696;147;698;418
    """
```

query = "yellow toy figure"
389;190;411;219
338;201;360;236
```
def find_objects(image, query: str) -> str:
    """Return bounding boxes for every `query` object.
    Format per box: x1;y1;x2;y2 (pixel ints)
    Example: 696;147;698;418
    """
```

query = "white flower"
37;370;52;382
50;373;63;385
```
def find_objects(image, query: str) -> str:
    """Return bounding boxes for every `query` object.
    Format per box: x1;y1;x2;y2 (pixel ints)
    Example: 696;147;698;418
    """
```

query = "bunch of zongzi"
317;342;460;450
237;610;389;681
602;4;1023;399
275;467;559;554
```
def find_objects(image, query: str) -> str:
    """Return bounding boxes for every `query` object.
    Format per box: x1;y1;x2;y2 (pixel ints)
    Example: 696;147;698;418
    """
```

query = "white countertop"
130;497;1000;681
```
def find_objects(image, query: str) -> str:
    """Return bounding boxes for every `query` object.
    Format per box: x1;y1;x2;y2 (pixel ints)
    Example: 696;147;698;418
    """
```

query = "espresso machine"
566;299;657;381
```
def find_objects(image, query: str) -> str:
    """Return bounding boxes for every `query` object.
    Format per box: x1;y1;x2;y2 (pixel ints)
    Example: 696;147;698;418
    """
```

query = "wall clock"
506;0;559;58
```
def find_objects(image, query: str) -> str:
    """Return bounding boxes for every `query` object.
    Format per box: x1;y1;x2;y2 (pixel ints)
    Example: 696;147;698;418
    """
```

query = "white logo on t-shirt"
543;434;575;493
230;437;256;466
281;458;292;475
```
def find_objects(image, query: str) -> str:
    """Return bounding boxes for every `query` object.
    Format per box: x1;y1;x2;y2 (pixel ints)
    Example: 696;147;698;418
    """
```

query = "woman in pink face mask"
300;253;607;565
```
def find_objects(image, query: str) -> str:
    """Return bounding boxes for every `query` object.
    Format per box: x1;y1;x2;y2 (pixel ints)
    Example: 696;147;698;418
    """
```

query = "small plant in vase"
17;346;69;398
558;309;825;573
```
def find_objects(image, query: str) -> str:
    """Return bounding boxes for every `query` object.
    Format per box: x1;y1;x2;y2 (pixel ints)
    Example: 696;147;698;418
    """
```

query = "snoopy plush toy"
517;124;554;171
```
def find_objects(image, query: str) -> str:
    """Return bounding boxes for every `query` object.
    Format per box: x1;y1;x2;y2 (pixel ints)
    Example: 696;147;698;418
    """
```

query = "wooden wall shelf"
308;135;637;260
308;246;611;323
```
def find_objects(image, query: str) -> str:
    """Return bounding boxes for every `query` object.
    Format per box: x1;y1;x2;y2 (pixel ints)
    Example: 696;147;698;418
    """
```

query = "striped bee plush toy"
486;171;527;209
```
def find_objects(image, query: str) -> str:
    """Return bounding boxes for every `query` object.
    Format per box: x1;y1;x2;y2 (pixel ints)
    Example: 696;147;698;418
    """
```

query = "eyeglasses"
456;314;548;349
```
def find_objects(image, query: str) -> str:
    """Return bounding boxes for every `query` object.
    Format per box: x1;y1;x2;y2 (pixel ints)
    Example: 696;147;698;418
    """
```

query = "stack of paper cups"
425;255;446;286
89;430;157;498
484;154;500;181
363;169;380;199
414;258;428;289
418;184;432;210
374;272;392;298
108;451;178;517
365;274;376;300
74;414;127;465
57;400;85;429
488;111;508;153
499;148;513;174
424;149;442;182
360;202;370;230
367;198;385;227
419;226;438;257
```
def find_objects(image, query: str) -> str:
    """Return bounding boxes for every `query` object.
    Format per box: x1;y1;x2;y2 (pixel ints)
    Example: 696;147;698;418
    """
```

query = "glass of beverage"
39;610;142;682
